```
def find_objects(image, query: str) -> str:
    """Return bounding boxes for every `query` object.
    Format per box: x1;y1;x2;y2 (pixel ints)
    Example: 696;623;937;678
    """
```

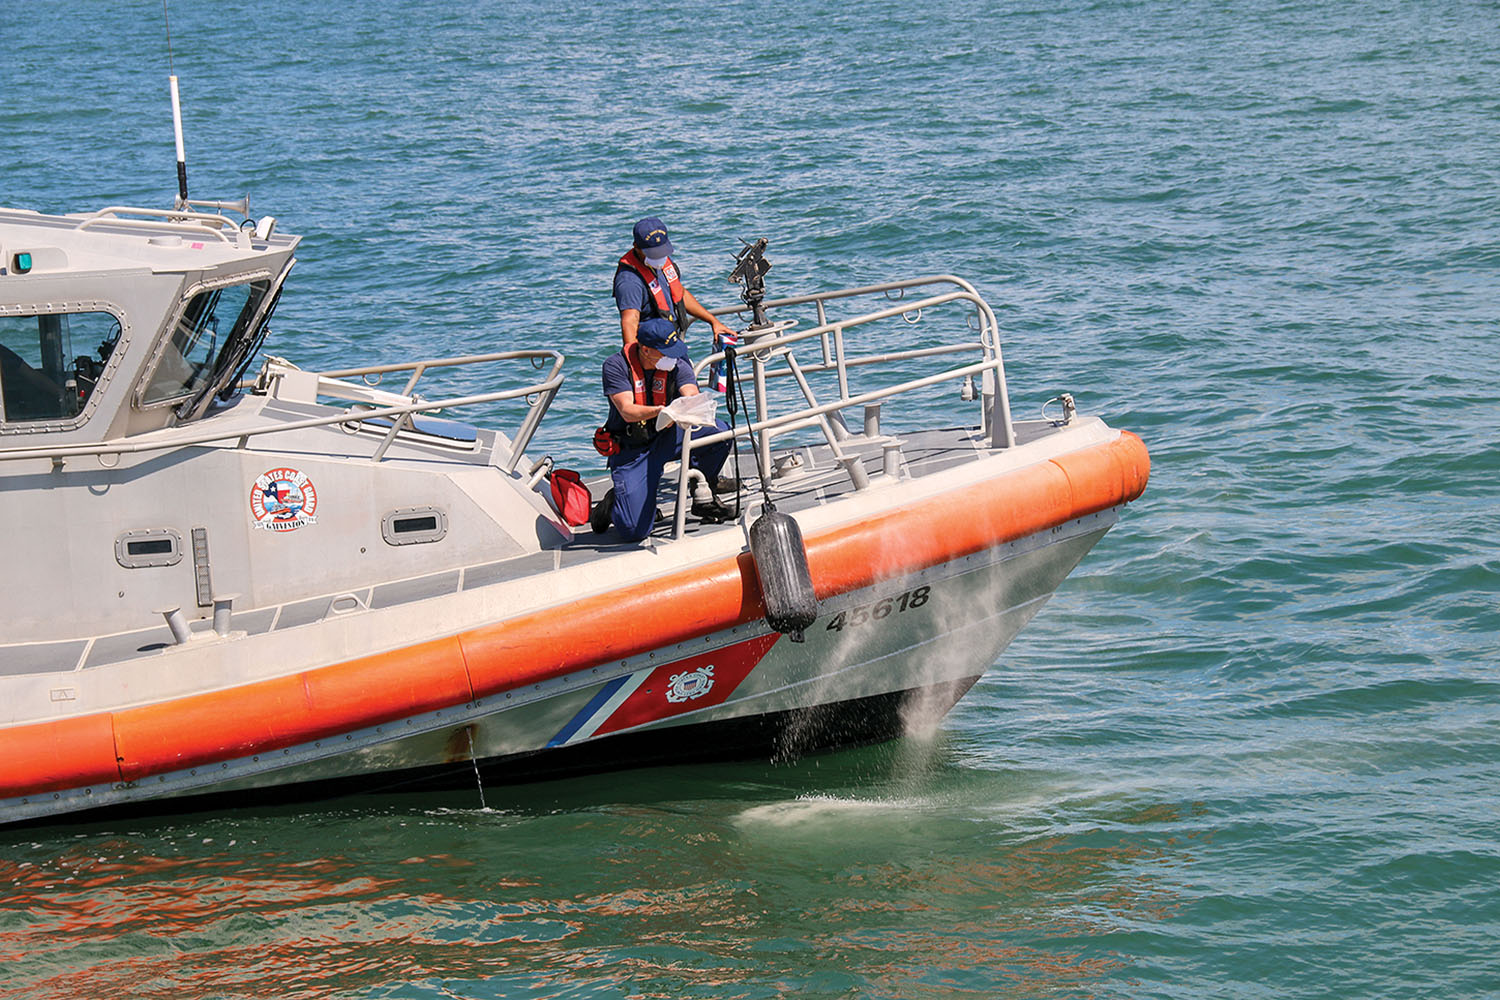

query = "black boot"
590;488;614;534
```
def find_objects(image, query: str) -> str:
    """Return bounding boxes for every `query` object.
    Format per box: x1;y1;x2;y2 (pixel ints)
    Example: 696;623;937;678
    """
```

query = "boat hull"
0;430;1147;827
2;509;1114;826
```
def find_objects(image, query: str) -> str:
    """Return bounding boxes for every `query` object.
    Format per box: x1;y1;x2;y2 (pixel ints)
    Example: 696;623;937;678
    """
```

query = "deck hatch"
115;529;183;568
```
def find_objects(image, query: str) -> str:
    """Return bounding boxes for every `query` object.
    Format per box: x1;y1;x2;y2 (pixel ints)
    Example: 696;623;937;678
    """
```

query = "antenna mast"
164;2;188;208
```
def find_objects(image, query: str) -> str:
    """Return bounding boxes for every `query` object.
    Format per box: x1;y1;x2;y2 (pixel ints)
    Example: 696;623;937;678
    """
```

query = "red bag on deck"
549;469;592;526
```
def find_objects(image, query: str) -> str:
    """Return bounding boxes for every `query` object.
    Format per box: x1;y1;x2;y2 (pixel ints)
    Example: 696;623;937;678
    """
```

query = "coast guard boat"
0;200;1148;826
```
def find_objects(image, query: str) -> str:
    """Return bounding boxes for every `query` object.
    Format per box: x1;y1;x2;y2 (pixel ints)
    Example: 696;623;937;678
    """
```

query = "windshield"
141;280;271;405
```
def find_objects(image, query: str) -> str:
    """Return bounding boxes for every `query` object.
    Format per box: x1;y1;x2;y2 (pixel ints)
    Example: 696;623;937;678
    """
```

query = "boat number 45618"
825;586;932;632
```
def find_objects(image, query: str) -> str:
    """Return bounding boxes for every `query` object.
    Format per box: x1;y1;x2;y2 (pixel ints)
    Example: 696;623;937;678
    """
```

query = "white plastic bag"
656;392;718;431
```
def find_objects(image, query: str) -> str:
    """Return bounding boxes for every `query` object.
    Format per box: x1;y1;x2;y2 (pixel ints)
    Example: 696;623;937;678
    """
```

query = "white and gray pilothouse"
0;201;1148;826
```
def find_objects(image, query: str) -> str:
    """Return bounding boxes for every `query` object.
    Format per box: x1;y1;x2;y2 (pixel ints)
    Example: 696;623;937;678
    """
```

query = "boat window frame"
134;270;275;412
0;300;130;435
381;506;449;546
175;260;294;422
114;528;185;569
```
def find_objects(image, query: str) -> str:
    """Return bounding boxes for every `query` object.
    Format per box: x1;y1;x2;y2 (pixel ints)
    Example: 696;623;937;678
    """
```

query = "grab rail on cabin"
278;353;565;468
669;276;1014;538
0;350;566;474
73;206;243;244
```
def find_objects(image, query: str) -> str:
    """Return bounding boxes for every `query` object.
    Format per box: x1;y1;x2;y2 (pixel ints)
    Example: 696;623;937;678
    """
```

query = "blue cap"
632;217;675;266
637;320;689;360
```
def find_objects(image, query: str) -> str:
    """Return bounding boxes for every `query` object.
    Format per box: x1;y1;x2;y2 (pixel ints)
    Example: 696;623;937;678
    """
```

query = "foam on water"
735;794;927;829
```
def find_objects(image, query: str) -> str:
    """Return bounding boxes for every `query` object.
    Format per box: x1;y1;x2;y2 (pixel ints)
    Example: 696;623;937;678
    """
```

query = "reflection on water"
0;749;1191;1000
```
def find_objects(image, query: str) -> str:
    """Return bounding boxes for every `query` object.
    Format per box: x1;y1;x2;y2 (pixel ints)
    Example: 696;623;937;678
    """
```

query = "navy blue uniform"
601;351;731;541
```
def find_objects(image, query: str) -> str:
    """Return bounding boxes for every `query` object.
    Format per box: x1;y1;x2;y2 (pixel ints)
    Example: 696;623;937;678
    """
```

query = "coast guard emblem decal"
666;665;714;703
547;633;780;747
250;467;319;532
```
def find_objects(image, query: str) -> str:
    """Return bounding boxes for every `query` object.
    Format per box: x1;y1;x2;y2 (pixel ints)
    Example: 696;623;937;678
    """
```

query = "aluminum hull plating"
3;506;1116;826
0;425;1144;827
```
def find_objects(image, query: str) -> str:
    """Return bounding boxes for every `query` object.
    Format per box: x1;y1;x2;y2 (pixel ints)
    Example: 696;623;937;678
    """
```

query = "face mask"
654;355;677;371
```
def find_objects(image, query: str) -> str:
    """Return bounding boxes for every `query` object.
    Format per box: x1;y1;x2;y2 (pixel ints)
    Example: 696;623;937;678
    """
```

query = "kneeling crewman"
592;325;732;541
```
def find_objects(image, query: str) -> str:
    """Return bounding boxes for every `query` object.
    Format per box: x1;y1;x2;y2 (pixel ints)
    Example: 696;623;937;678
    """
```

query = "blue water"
3;1;1499;997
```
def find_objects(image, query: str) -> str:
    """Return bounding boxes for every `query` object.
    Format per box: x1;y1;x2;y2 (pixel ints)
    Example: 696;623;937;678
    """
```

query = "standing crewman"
615;217;736;349
591;324;733;541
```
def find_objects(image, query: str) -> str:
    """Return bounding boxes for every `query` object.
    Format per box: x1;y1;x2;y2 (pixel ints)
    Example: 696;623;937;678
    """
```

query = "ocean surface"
3;1;1498;997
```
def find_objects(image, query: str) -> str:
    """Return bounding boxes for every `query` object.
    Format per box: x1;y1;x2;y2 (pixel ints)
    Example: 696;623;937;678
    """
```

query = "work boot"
691;498;732;524
590;488;614;534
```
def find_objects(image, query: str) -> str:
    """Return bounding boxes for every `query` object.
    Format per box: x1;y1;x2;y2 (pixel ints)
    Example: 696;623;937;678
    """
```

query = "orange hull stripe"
112;636;472;783
0;714;118;796
0;432;1148;799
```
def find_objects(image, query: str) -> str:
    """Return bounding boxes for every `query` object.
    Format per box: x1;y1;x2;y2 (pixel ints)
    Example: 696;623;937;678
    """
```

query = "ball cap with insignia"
632;216;675;267
636;321;689;360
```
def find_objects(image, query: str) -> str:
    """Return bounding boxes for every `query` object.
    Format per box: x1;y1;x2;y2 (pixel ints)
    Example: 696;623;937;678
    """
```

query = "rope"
724;342;777;514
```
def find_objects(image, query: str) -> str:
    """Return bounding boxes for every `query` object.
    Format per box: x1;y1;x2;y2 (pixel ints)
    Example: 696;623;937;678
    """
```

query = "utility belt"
592;420;656;457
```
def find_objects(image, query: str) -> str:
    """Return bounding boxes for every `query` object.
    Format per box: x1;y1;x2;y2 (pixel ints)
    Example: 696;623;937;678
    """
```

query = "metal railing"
668;276;1016;537
1;272;1015;543
74;206;244;244
0;351;566;474
288;353;566;468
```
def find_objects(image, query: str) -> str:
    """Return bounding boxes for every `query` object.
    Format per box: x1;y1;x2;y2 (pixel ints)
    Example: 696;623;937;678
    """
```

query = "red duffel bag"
549;469;592;526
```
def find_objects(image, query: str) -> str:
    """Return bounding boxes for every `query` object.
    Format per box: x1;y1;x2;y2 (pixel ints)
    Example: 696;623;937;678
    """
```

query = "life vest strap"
624;342;675;407
618;249;687;332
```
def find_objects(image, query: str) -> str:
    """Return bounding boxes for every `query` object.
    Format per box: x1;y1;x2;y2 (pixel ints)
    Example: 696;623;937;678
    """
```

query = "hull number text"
825;586;931;632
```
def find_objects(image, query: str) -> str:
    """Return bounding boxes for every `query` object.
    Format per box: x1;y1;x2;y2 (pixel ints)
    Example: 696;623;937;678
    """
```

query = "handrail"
0;350;566;472
74;207;240;244
285;352;567;470
711;274;1000;352
751;341;988;381
699;285;1013;446
695;289;995;377
669;278;1016;538
671;355;1009;537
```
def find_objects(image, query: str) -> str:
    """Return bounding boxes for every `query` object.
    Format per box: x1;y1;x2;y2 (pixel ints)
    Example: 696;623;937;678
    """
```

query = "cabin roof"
0;204;298;281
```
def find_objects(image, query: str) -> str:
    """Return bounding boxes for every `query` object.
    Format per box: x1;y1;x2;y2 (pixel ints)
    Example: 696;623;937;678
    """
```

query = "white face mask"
654;355;677;371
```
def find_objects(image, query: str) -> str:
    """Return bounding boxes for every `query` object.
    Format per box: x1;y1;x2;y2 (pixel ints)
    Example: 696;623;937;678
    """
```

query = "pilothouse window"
142;280;270;404
0;311;121;422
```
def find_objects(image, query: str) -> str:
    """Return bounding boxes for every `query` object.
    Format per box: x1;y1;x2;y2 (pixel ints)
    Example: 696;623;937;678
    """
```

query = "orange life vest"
593;343;678;456
617;249;688;333
624;341;675;406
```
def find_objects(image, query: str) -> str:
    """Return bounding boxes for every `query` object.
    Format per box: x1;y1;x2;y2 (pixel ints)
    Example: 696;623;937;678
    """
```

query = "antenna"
164;1;188;208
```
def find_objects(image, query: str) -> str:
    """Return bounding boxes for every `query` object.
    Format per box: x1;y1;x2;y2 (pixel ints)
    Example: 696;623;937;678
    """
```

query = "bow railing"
669;276;1015;537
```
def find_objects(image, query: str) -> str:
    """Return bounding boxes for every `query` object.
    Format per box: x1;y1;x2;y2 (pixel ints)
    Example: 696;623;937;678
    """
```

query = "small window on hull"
115;529;183;568
382;507;448;546
0;311;121;423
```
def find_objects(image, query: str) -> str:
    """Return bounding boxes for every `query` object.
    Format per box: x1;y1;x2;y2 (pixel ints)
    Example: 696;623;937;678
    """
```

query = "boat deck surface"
576;422;1007;548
